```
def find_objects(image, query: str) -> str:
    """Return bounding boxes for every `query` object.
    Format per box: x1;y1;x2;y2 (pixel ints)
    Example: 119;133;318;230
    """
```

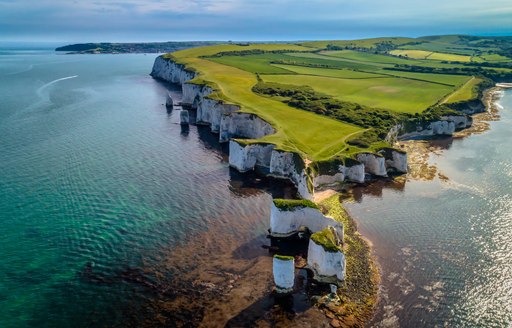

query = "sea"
0;49;511;327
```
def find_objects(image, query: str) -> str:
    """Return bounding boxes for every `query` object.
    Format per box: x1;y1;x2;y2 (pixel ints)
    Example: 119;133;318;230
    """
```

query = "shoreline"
396;85;505;182
149;54;508;326
348;84;507;325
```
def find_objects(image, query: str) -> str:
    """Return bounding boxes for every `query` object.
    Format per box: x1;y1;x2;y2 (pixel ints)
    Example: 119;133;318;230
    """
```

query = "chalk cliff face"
269;150;313;199
219;113;275;143
383;150;408;173
151;55;409;199
269;202;344;240
228;141;274;172
307;233;346;283
444;115;472;130
151;56;196;84
356;153;387;177
312;165;366;187
273;256;295;292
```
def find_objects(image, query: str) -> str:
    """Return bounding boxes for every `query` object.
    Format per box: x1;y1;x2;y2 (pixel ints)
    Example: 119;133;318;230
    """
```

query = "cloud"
0;0;511;42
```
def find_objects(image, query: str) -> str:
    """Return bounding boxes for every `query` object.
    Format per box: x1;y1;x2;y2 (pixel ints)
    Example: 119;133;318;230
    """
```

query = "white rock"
384;150;408;173
269;150;312;200
356;153;387;177
313;172;345;188
180;110;189;125
273;256;295;292
228;140;274;172
219;113;275;143
270;202;343;240
165;93;173;108
150;56;196;84
345;162;365;183
443;115;472;130
307;237;346;282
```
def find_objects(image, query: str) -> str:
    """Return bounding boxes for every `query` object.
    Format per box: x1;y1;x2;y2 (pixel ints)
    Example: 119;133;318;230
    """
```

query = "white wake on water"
36;75;78;98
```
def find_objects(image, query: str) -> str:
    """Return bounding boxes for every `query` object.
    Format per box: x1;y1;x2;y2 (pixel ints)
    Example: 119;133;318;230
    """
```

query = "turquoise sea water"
347;91;512;327
0;51;284;327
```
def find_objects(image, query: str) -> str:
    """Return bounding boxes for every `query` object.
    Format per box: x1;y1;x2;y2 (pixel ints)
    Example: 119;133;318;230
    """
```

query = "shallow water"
346;90;512;327
0;51;292;327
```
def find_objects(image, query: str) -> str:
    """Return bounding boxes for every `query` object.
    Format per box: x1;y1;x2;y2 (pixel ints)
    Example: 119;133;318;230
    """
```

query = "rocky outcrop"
165;93;174;108
228;140;274;172
385;124;403;144
269;201;343;240
269;150;312;200
447;99;485;115
180;110;189;125
399;119;457;139
307;227;346;283
379;148;408;173
273;255;295;293
443;115;472;130
151;55;409;200
151;56;196;85
219;113;275;143
346;162;365;182
356;153;387;177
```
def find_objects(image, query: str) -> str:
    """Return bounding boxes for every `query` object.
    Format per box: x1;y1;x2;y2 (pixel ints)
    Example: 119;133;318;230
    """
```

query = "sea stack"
307;226;346;284
165;93;173;109
273;255;295;293
180;110;190;125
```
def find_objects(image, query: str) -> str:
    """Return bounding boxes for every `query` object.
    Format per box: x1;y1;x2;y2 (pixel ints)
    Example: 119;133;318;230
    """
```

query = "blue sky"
1;0;511;42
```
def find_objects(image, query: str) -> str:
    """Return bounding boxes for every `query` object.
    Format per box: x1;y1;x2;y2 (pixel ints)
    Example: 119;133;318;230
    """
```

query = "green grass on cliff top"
169;44;365;161
165;40;491;159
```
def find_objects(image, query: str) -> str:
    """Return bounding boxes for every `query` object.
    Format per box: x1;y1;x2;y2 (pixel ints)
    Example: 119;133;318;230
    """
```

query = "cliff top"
161;35;511;161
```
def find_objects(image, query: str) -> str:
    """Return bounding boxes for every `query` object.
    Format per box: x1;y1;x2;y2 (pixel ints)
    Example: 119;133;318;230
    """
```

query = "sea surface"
1;50;511;327
347;91;512;327
0;50;290;327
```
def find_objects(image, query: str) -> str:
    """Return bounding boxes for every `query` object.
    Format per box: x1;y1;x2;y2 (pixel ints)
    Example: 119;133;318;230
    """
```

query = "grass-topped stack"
308;226;346;283
270;198;344;239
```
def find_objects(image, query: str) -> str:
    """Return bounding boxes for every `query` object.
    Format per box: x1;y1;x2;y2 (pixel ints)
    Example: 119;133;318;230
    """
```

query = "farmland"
164;35;512;161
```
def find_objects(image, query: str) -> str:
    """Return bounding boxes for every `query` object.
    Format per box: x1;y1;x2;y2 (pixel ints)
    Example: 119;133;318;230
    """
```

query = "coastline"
148;53;508;327
350;84;508;325
397;85;505;182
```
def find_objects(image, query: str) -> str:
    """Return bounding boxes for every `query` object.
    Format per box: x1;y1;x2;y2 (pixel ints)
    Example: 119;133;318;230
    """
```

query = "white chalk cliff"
307;227;346;283
151;55;412;199
269;202;344;241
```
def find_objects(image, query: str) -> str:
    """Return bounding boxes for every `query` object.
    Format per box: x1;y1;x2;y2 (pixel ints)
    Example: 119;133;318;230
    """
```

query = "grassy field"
390;50;472;62
261;74;456;113
442;77;483;103
300;37;415;49
171;47;365;160
163;36;505;161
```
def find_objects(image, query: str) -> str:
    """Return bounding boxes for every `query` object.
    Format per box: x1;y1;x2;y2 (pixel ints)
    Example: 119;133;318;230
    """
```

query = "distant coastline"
55;41;222;54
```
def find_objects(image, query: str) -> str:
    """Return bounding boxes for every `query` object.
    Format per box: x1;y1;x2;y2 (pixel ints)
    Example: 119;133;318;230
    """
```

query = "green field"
163;36;509;161
442;77;483;103
390;50;473;62
261;74;456;113
171;48;365;160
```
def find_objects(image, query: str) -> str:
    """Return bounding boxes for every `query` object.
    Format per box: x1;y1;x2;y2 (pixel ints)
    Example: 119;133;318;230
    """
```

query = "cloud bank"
1;0;511;42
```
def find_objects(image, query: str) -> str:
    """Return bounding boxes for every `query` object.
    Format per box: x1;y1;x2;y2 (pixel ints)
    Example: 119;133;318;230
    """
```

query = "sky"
1;0;512;43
